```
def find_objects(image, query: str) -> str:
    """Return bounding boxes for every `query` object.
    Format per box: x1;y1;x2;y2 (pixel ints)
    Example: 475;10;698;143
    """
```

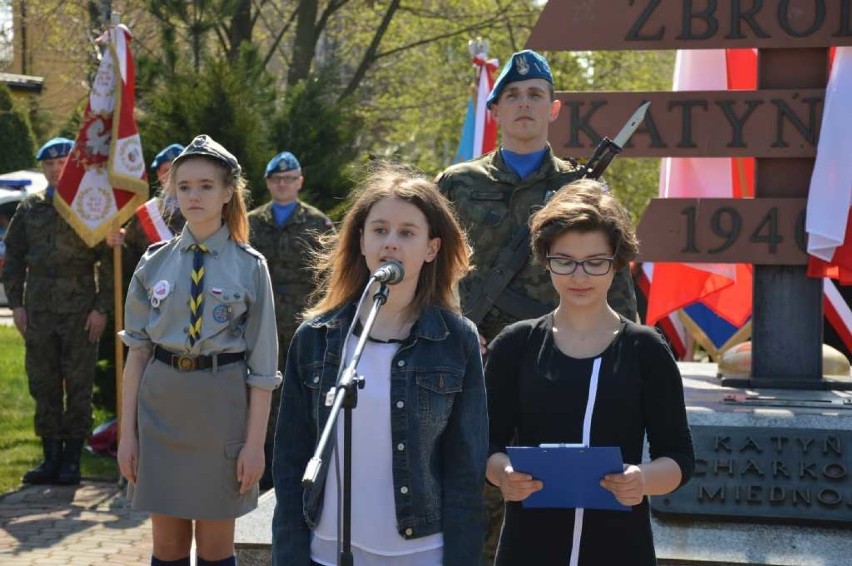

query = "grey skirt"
130;356;258;520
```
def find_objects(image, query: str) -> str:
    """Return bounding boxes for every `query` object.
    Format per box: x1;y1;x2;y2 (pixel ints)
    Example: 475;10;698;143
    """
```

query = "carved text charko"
651;426;852;523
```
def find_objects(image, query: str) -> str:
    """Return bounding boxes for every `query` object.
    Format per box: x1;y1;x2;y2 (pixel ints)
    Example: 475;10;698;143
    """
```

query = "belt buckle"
173;354;197;372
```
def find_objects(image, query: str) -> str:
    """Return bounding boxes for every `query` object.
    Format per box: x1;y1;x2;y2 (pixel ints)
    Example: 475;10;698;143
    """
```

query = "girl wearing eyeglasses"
484;179;694;565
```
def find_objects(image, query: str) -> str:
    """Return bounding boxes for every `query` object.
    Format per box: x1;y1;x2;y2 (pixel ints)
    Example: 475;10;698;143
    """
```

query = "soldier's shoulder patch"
236;242;266;262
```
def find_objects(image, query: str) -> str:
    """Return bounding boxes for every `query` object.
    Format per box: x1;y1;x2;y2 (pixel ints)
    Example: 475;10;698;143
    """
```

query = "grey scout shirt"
120;224;282;391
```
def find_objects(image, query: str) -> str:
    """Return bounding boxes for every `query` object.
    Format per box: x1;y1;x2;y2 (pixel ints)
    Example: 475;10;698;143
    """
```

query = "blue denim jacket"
272;302;487;565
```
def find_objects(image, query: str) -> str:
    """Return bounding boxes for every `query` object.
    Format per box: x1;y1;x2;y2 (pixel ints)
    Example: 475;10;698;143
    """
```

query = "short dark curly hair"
529;179;639;270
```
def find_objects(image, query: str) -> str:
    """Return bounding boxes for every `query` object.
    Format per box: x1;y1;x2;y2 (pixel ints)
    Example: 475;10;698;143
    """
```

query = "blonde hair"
164;156;249;243
529;179;638;270
305;162;472;320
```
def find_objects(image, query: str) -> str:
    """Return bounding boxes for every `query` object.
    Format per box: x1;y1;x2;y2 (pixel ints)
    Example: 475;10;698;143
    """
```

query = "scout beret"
173;135;241;176
36;137;75;161
150;143;185;169
486;50;554;109
265;151;301;178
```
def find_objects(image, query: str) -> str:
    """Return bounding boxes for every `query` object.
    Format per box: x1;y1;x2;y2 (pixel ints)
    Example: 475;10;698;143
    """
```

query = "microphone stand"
302;281;390;566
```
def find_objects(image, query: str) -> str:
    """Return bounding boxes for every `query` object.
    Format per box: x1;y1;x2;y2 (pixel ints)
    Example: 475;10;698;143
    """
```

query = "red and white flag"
54;24;148;247
806;47;852;284
472;52;498;157
136;198;173;243
645;49;755;330
636;263;687;359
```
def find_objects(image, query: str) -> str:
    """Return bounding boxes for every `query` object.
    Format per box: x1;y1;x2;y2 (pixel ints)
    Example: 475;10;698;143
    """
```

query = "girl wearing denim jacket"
272;163;488;566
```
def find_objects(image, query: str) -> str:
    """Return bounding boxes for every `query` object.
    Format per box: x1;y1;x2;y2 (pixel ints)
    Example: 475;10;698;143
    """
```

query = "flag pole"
113;218;124;451
109;11;125;479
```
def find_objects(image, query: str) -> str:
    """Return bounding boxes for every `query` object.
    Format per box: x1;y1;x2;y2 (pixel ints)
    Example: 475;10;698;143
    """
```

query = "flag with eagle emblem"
55;24;148;247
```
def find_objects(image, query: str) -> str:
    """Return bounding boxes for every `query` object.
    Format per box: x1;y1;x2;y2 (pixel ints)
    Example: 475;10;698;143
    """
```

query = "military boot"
56;438;84;485
22;438;63;484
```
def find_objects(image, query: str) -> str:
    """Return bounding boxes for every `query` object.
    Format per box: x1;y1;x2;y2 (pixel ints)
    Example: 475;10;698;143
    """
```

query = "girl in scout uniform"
271;163;488;566
118;135;281;566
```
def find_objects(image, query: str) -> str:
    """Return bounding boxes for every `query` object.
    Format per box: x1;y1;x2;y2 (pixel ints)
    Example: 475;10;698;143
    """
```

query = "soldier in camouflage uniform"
3;138;113;486
436;50;638;562
248;151;334;490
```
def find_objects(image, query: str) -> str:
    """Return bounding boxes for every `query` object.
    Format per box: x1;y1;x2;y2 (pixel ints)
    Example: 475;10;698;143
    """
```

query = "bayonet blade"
612;101;650;149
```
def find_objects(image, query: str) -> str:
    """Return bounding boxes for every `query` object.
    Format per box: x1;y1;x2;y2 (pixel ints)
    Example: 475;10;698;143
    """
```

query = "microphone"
371;260;404;285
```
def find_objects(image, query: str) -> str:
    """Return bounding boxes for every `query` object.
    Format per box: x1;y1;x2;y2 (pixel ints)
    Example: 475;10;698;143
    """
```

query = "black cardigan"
486;314;694;565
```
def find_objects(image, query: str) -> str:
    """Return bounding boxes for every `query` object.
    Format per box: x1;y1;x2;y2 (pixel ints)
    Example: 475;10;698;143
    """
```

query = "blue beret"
173;135;241;176
486;50;554;109
36;137;74;161
265;151;301;178
150;143;185;169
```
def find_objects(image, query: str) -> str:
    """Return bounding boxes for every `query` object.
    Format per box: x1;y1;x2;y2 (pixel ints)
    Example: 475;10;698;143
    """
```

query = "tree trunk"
288;0;319;86
228;0;253;61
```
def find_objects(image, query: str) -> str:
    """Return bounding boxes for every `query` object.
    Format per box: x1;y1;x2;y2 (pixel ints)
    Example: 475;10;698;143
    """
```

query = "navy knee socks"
151;557;190;566
196;556;237;566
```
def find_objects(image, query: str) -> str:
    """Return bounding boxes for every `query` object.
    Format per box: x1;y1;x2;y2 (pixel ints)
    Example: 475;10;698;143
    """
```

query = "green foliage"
0;85;37;172
129;0;674;221
57;98;86;140
268;67;361;212
334;0;544;175
146;0;238;69
138;45;275;203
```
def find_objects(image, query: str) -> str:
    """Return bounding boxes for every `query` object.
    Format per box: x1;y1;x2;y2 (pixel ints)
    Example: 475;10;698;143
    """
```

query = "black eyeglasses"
546;256;615;276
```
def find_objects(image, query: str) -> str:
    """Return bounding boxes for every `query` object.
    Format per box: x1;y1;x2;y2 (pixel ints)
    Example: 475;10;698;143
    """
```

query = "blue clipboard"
506;445;630;511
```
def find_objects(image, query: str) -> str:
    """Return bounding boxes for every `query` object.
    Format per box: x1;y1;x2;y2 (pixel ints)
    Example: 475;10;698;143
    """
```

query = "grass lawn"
0;326;118;494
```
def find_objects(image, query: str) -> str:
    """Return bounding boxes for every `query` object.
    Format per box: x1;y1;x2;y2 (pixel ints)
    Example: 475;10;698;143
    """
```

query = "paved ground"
0;309;151;564
0;481;152;565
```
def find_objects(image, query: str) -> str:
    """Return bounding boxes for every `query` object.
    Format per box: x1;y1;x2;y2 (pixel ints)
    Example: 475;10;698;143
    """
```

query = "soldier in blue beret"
435;49;638;562
150;143;185;185
35;137;74;196
248;150;333;490
3;137;112;486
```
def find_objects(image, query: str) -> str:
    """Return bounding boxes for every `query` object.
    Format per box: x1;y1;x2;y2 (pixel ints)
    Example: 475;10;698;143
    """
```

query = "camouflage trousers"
24;309;97;438
482;482;505;563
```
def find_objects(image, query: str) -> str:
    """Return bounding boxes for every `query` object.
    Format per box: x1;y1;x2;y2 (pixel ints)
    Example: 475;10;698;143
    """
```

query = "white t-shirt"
311;335;444;566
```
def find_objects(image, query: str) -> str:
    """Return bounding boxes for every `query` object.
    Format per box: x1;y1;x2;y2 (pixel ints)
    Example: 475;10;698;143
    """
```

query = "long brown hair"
164;155;249;243
305;162;472;319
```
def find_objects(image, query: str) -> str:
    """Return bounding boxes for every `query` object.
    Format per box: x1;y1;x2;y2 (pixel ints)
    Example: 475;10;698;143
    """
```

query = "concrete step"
235;488;275;565
234;363;852;565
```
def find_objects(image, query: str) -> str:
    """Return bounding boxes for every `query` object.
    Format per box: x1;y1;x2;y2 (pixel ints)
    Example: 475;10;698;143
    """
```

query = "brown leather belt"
153;346;245;372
